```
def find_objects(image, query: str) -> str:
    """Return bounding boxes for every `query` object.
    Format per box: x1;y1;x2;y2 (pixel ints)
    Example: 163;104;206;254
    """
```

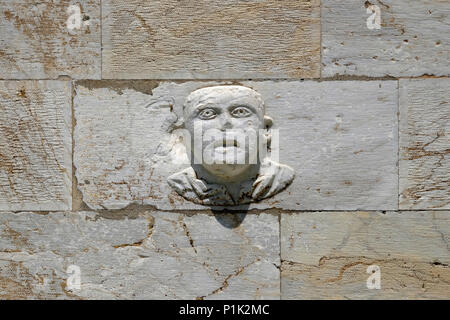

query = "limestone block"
281;211;450;299
0;0;100;79
74;80;398;211
73;80;398;210
0;211;279;299
102;0;320;79
0;80;72;211
399;78;450;210
322;0;450;77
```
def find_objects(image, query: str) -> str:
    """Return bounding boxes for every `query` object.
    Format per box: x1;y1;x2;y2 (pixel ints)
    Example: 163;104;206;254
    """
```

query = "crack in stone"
112;215;154;249
178;216;197;254
196;259;260;300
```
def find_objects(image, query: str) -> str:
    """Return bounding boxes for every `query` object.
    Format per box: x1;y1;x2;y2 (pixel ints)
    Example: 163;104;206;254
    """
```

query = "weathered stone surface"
0;211;279;299
322;0;450;77
0;81;72;211
281;211;450;299
102;0;320;79
74;80;398;211
0;0;100;79
399;79;450;210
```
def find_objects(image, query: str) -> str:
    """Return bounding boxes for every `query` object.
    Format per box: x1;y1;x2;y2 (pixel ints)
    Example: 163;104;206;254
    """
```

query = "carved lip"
211;138;240;149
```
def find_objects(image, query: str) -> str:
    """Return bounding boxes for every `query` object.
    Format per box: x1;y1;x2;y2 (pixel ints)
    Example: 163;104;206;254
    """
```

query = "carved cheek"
199;118;219;132
245;116;262;129
199;120;221;146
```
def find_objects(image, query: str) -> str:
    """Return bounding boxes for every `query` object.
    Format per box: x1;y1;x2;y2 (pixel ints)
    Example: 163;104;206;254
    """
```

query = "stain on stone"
17;88;26;98
3;9;13;21
76;80;160;96
0;262;33;300
364;1;373;9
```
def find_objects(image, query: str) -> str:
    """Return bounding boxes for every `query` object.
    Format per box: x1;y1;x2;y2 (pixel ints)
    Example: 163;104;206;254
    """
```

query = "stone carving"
167;85;295;206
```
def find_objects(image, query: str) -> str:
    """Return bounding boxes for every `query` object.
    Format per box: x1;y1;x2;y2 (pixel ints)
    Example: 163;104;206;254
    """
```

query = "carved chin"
202;163;252;180
202;144;248;166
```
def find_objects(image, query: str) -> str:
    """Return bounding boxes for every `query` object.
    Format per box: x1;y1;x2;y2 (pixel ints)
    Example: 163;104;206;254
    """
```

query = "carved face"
183;86;266;182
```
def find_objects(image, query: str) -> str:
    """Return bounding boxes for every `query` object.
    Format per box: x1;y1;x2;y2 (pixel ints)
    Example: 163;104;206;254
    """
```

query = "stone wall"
0;0;448;299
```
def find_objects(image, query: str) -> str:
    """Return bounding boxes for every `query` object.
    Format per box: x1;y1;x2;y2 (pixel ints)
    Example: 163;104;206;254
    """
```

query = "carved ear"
264;115;273;129
167;116;185;133
175;117;185;129
263;116;273;150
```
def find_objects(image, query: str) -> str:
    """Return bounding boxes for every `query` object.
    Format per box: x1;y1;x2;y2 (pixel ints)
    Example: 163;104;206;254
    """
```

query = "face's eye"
231;106;252;118
198;108;217;120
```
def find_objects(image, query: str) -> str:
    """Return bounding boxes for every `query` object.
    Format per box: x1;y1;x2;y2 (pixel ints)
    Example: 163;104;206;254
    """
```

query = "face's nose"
218;113;233;131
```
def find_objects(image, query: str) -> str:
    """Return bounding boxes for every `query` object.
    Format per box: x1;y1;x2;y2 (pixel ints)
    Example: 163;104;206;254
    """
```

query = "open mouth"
212;138;240;149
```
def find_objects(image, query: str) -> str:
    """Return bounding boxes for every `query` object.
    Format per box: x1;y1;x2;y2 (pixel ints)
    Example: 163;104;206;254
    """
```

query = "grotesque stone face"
168;85;295;206
183;86;266;183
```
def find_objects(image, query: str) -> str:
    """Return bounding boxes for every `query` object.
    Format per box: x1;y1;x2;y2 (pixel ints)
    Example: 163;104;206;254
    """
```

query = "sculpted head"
168;85;295;206
183;85;272;183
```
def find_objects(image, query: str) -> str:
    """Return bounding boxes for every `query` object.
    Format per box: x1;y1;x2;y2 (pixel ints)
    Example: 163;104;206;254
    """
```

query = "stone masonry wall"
0;0;449;299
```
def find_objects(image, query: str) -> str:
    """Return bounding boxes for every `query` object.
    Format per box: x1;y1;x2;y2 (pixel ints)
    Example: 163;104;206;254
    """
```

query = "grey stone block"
74;80;398;211
102;0;320;79
322;0;450;77
0;0;101;79
0;80;72;211
281;211;450;299
399;78;449;210
0;211;279;299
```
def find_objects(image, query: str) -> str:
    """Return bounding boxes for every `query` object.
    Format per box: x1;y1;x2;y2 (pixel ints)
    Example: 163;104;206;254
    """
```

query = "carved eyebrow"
195;103;218;110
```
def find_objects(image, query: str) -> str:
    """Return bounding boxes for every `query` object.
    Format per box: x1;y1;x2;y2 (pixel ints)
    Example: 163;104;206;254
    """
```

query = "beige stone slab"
0;81;72;211
74;80;398;211
0;0;100;79
322;0;450;77
73;80;398;211
281;211;450;299
102;0;320;79
399;78;450;210
0;211;279;299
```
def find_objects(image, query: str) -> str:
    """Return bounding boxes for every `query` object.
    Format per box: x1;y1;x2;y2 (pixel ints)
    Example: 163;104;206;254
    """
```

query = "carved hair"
183;85;266;115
